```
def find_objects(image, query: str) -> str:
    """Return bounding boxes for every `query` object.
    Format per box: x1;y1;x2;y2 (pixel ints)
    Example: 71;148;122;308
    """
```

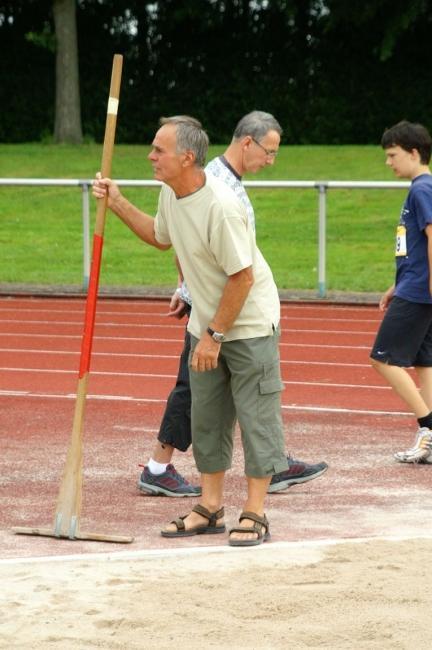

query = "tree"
1;0;432;144
53;0;82;143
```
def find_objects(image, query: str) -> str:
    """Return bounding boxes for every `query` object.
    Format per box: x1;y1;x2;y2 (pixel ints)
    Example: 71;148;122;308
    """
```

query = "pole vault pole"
13;54;133;543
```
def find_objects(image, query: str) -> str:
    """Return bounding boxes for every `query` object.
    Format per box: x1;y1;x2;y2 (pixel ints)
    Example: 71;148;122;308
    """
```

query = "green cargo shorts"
189;329;288;478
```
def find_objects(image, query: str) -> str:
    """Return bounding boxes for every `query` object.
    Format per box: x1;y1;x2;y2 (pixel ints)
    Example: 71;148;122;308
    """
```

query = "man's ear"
241;135;253;151
182;150;196;167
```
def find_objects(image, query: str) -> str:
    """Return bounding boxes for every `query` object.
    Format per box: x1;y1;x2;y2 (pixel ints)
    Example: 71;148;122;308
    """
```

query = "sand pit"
1;536;431;649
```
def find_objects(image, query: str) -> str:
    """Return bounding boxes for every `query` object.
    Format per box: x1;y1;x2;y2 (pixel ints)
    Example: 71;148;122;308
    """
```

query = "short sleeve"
154;188;172;246
210;214;253;275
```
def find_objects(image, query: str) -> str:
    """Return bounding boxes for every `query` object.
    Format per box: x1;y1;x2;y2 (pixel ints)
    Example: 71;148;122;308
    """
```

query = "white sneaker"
394;427;432;464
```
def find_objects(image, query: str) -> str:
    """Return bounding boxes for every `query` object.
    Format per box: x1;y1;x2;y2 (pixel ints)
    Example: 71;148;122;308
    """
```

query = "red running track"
0;296;403;411
1;296;431;560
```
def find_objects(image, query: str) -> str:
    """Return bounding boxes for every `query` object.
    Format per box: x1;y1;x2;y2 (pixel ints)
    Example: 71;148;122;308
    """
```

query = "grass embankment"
0;143;405;292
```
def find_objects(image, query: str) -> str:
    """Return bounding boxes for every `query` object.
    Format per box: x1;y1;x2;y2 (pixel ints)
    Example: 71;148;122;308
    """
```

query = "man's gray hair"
233;110;282;141
159;115;209;167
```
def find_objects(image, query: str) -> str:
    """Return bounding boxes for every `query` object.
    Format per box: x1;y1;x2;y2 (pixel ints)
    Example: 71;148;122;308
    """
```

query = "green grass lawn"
0;143;406;293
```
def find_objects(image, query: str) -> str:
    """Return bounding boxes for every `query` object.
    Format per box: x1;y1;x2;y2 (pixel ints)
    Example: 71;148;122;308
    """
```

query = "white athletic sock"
148;459;168;475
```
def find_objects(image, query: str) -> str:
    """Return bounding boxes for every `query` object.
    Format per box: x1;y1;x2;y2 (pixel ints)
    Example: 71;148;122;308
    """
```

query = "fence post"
317;183;327;298
81;182;90;291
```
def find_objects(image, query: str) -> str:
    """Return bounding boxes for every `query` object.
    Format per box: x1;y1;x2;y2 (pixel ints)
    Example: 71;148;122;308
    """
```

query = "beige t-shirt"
154;173;280;341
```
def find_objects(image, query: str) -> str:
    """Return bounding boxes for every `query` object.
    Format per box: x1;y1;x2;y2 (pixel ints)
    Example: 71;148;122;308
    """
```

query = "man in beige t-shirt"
155;173;280;341
93;115;288;546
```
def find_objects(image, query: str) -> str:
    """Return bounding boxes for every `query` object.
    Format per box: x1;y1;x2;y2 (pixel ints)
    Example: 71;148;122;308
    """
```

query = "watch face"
207;327;225;342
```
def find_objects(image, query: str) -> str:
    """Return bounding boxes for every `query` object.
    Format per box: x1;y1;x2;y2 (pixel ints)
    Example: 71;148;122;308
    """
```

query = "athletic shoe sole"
267;463;329;493
137;480;201;497
394;452;432;464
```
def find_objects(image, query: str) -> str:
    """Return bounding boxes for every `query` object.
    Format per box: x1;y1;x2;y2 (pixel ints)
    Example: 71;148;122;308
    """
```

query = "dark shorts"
370;296;432;367
157;307;192;452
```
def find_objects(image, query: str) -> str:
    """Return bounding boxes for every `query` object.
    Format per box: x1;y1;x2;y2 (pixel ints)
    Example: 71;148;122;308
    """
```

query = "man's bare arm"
191;266;254;372
92;173;170;250
209;266;254;334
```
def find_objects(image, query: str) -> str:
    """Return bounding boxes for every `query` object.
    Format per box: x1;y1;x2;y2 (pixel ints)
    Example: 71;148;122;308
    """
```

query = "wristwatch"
206;326;225;343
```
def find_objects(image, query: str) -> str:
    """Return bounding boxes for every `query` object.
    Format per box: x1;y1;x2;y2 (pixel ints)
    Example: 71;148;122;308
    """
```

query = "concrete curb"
0;283;381;305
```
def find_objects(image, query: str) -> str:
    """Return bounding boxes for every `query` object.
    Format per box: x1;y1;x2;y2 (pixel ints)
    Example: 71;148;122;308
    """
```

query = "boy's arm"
425;223;432;296
379;284;395;311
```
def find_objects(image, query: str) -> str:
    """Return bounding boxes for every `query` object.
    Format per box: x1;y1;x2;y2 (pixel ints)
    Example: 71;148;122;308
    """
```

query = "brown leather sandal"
228;511;270;547
161;504;226;538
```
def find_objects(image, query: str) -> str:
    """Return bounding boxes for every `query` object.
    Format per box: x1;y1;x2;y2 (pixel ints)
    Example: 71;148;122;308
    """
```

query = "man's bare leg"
161;471;225;533
151;440;175;465
229;476;272;543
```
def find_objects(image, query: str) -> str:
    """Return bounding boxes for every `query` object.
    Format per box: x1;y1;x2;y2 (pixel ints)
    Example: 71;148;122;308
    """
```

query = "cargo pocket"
257;374;284;428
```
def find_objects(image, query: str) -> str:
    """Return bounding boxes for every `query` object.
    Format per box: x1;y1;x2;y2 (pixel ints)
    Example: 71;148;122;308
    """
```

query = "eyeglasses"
251;137;278;158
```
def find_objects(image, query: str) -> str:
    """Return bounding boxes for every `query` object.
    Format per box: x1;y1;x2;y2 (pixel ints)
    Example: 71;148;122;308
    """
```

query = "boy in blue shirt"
371;120;432;463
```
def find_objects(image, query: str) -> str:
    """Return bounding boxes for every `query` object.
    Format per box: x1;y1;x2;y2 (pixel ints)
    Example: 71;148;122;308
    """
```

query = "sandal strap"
192;504;225;526
171;516;187;532
239;511;269;533
229;526;258;536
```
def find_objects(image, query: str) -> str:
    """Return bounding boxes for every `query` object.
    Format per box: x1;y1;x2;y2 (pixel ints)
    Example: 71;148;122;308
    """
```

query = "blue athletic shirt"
394;173;432;304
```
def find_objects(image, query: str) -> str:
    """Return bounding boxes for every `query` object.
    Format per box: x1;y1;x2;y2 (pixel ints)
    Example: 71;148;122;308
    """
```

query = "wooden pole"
13;54;133;544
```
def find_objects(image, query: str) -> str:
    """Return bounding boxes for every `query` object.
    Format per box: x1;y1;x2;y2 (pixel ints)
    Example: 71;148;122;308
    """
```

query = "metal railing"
0;178;410;296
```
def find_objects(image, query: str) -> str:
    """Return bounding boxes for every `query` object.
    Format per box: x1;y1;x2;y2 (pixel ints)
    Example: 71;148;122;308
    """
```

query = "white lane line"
281;342;371;350
282;404;408;416
0;299;379;313
0;350;372;368
0;367;177;379
113;425;158;432
0;389;406;415
0;319;185;330
0;307;381;324
0;319;376;336
0;368;387;389
0;332;182;343
0;299;378;307
0;390;166;403
1;533;431;566
0;298;166;308
0;348;180;360
0;333;372;350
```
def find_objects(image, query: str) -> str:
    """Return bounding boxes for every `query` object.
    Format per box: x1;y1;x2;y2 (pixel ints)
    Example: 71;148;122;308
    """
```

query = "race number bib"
395;224;407;257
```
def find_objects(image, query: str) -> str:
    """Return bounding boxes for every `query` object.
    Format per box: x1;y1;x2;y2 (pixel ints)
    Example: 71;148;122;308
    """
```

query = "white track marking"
0;347;180;359
0;368;389;390
0;299;380;315
0;332;182;343
0;389;407;415
0;306;382;324
0;299;378;308
0;349;372;368
0;332;372;350
0;367;177;379
1;319;376;336
0;318;186;330
1;533;431;566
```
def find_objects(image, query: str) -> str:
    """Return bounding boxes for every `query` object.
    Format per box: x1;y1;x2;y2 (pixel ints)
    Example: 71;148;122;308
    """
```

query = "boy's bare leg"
371;359;430;418
416;366;432;412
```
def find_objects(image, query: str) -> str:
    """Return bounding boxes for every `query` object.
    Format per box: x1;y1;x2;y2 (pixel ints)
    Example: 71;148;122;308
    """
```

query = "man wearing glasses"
138;110;328;498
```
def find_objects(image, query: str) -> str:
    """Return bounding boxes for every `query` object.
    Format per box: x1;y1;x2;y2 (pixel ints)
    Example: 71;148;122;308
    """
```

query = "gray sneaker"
394;428;432;464
138;464;201;497
268;456;328;493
